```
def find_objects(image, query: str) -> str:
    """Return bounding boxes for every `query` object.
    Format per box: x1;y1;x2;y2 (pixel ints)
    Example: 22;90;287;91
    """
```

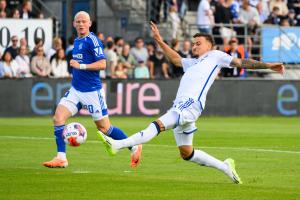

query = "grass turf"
0;116;299;200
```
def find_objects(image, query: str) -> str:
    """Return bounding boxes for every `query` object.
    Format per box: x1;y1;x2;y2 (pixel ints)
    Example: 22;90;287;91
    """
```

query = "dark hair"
193;33;215;47
106;41;114;49
134;37;143;43
114;36;123;44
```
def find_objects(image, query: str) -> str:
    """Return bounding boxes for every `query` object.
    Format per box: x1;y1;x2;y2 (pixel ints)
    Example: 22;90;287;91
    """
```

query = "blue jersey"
72;32;105;92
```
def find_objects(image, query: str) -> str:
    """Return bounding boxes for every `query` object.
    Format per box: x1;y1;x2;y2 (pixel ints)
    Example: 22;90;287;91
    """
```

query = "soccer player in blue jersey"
43;11;142;168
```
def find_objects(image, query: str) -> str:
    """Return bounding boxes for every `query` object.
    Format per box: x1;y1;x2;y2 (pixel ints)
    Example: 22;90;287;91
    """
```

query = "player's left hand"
267;63;285;75
70;59;80;69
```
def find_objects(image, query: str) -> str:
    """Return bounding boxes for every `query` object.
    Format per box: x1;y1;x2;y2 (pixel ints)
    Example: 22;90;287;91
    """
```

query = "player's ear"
73;20;76;28
89;20;92;28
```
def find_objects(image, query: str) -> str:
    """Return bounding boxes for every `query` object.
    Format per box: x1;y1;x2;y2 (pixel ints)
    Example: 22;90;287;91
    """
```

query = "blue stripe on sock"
107;126;114;135
108;126;128;140
54;125;66;152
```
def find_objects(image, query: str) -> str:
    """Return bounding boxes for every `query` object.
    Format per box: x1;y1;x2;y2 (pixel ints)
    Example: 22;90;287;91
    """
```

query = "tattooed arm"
230;58;285;74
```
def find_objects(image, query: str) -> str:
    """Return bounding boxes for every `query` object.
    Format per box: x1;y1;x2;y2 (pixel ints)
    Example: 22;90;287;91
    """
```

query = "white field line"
0;135;300;155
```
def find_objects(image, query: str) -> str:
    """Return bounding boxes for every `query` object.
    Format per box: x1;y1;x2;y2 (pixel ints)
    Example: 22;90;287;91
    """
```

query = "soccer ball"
62;122;87;146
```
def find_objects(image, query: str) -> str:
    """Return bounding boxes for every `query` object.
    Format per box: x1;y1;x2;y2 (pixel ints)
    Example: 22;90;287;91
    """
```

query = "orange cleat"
43;157;68;168
130;145;142;168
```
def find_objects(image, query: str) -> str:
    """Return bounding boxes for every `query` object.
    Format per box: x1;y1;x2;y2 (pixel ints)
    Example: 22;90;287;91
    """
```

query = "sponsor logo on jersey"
73;54;83;59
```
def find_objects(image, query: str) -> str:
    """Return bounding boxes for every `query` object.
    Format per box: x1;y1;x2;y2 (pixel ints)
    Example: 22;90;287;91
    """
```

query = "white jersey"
175;50;233;111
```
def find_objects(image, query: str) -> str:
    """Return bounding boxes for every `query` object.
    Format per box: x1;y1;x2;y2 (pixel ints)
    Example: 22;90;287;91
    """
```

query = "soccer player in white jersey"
43;11;142;168
98;22;284;184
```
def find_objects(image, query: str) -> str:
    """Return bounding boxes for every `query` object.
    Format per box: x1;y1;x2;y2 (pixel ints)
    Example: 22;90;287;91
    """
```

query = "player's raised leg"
174;131;242;184
43;105;72;168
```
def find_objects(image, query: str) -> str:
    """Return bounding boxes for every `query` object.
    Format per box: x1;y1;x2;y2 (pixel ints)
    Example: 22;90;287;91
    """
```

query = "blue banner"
262;27;300;63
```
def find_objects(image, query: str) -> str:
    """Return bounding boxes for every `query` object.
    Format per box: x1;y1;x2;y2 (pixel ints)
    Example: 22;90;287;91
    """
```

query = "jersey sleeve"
181;58;198;72
214;50;234;68
88;36;106;61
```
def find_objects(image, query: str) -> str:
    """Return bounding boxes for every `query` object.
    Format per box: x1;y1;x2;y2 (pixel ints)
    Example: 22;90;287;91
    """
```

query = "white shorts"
58;87;108;121
160;98;202;147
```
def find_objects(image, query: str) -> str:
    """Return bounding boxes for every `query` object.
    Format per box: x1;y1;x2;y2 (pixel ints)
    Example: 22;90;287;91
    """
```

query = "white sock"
57;152;67;160
189;149;227;173
115;123;159;149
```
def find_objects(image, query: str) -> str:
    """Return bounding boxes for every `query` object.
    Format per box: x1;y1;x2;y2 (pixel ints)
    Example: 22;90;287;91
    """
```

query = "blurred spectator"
114;37;124;56
5;35;19;59
179;40;192;58
170;39;182;77
288;0;300;16
130;37;149;63
97;32;105;42
66;36;74;74
47;37;63;61
237;0;260;55
287;9;298;26
169;5;181;39
0;51;18;78
134;59;150;79
51;48;69;78
0;0;9;17
104;41;118;78
197;0;214;34
31;37;44;58
256;2;269;24
173;39;191;77
15;45;32;77
269;0;288;17
31;46;51;77
227;0;239;23
149;47;170;79
221;39;242;77
238;0;260;27
66;36;74;55
20;0;35;19
265;6;281;24
119;43;137;79
177;0;188;20
150;0;169;23
0;10;6;18
280;18;290;26
214;0;234;45
114;62;127;79
146;42;156;57
11;8;20;18
19;37;29;50
37;11;44;19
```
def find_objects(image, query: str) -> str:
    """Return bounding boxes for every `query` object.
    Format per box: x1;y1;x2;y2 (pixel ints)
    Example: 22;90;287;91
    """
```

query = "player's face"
191;37;212;58
73;13;91;37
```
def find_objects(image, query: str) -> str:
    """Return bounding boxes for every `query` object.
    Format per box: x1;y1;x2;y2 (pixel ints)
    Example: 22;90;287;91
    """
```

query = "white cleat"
224;158;243;184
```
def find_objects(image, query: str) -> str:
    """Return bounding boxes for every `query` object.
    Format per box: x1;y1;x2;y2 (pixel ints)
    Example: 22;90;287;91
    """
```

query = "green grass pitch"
0;116;299;200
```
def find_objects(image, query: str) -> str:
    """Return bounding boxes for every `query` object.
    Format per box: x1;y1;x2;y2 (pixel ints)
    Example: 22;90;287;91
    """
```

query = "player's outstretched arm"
230;58;285;74
150;21;182;67
70;59;106;70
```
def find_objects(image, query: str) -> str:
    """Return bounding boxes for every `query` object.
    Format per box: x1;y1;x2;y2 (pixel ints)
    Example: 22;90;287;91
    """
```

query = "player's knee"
53;113;66;125
96;124;109;134
179;146;194;161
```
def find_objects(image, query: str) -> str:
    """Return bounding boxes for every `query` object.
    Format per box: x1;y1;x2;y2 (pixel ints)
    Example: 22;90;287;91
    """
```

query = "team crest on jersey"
94;47;103;56
79;43;83;50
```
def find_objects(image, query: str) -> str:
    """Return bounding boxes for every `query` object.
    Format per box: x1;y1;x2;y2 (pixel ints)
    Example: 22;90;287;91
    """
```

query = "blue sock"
54;125;66;153
107;126;131;150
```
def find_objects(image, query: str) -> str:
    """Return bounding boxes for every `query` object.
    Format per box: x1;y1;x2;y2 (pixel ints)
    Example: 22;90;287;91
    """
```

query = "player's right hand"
150;21;163;43
70;59;80;69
